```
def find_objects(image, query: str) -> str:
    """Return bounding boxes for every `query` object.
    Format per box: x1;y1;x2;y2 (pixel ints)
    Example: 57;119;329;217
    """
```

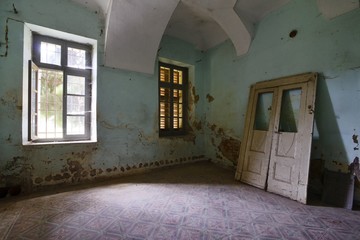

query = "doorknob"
308;105;314;114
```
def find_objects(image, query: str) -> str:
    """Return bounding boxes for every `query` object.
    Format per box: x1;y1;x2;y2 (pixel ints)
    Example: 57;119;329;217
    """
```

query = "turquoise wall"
0;0;206;191
1;0;359;200
204;0;360;174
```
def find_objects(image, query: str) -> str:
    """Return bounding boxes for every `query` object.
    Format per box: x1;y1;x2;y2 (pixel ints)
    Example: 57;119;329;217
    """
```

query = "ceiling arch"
103;0;179;74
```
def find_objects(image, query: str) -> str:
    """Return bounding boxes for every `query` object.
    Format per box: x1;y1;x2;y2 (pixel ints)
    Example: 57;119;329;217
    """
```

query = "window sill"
22;139;97;146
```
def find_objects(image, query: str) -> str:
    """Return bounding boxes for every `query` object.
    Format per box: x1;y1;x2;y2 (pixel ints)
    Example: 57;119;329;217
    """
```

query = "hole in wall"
289;30;298;38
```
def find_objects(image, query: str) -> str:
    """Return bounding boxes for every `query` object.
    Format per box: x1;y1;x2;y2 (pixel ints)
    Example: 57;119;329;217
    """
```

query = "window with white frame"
28;34;93;142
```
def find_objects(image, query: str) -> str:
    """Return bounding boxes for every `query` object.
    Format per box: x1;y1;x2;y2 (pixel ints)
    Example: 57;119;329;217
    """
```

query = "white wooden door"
267;79;316;203
239;88;278;189
236;73;317;204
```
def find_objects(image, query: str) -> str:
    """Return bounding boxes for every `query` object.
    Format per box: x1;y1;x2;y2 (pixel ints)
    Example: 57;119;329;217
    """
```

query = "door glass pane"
254;92;273;131
279;88;302;132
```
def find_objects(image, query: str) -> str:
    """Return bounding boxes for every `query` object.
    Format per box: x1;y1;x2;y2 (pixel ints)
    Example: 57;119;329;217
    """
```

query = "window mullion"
63;41;68;139
170;68;174;132
85;76;91;138
63;70;67;139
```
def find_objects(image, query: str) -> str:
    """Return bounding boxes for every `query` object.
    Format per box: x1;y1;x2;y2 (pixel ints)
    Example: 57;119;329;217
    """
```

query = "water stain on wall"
1;89;21;120
31;155;206;191
191;86;200;104
218;137;241;165
207;122;241;167
206;94;214;103
193;120;202;130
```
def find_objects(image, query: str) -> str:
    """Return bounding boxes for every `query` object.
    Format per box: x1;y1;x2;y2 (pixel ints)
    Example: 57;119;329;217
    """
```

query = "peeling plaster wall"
203;0;360;199
0;0;206;193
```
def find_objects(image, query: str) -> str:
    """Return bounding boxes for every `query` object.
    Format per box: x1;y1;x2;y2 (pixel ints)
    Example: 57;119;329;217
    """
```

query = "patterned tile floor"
1;161;359;240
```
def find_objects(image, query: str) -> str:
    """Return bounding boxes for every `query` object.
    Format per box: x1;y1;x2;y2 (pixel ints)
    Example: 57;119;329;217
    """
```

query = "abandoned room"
1;0;360;239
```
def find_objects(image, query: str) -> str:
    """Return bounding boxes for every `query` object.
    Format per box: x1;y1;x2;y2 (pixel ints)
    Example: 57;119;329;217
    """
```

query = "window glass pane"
174;118;179;129
160;83;170;129
160;87;171;102
179;104;183;117
174;69;183;84
179;118;183;128
160;67;170;82
67;75;85;95
173;103;178;117
173;89;183;103
67;96;85;114
160;102;165;117
68;47;86;69
160;117;171;130
160;117;165;129
30;64;39;139
178;90;183;103
40;42;61;65
279;88;302;132
38;69;63;138
254;92;273;131
67;116;85;135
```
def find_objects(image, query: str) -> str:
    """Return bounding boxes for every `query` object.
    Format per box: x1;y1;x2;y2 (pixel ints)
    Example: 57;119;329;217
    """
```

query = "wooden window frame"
29;34;92;142
158;62;188;137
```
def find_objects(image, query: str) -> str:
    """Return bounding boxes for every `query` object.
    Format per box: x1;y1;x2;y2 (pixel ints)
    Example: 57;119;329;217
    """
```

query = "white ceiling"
70;0;359;74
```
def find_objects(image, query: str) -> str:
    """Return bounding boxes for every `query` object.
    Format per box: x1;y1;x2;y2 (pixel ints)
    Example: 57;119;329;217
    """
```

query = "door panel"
267;83;311;203
250;131;268;153
273;162;292;183
276;132;296;158
236;73;317;204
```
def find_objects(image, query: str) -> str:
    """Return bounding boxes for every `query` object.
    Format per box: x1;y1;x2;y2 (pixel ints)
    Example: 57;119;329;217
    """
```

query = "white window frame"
22;23;97;145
